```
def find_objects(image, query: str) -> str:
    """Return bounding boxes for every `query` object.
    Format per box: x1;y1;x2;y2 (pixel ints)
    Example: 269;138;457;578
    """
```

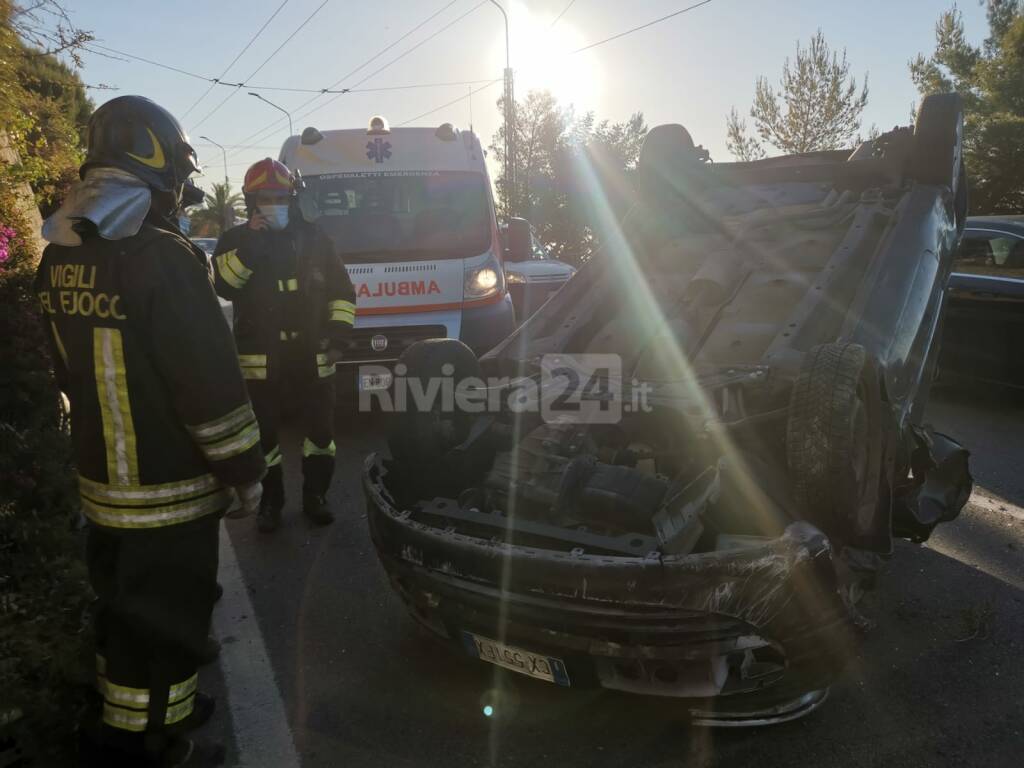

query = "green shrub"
0;189;92;766
1;2;94;762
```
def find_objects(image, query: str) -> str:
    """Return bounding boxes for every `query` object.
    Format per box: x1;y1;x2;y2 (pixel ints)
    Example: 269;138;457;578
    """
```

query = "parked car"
502;218;577;320
939;216;1024;388
190;236;218;259
364;94;973;725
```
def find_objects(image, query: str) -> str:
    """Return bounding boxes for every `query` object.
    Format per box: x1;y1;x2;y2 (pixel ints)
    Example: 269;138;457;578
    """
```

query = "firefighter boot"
256;465;284;533
302;490;334;525
179;692;216;730
302;439;335;526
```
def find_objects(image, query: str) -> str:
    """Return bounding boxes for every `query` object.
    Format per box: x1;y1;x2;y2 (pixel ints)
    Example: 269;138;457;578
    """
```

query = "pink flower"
0;225;15;264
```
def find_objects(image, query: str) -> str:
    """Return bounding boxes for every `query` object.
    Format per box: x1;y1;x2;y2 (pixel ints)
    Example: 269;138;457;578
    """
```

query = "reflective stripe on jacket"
36;221;266;530
212;221;356;381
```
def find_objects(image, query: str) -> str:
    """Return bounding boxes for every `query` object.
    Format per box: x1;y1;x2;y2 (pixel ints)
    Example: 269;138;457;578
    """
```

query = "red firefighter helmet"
242;158;294;196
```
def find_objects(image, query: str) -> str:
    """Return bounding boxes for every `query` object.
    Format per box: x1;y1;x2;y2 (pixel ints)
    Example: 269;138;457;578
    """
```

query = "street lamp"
199;135;228;187
199;135;232;231
248;92;294;138
489;0;515;219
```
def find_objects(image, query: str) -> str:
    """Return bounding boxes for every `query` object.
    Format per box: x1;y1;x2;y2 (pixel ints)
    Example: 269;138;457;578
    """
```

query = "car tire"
909;93;968;230
387;339;495;494
786;343;884;542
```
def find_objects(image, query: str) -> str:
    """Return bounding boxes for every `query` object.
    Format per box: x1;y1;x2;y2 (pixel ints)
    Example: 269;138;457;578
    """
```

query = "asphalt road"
202;385;1024;768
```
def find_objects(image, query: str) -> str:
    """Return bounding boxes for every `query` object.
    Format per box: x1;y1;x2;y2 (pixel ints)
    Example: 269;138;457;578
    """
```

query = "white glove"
225;481;263;519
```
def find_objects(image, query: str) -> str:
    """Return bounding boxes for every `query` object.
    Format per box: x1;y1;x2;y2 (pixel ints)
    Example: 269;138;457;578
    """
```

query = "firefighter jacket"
212;219;356;382
35;220;266;531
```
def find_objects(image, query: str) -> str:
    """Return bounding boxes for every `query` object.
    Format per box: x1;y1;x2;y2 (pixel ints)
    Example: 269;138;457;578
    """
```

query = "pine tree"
911;2;1024;214
726;30;869;159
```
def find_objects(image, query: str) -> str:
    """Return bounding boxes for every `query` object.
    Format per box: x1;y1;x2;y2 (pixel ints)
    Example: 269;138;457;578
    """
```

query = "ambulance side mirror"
506;217;532;262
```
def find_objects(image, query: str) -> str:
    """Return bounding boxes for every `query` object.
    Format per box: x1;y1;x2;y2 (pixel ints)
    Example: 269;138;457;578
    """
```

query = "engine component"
653;464;718;555
557;458;669;531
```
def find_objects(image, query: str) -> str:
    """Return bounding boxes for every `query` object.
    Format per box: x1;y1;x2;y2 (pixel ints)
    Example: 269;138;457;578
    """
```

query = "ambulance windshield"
309;171;491;262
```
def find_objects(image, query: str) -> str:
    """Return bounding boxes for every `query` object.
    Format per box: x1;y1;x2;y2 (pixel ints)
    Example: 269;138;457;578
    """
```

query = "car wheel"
909;93;967;228
387;338;495;494
786;343;884;543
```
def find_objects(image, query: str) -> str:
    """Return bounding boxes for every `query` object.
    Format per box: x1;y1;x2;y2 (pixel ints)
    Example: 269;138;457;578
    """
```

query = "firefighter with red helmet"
37;96;263;767
213;158;356;532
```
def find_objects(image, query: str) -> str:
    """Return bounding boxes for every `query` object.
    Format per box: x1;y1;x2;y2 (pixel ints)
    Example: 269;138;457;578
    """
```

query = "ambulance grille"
340;325;447;363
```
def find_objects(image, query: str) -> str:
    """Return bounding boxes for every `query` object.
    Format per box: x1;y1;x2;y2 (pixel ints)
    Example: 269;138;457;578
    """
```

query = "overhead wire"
84;42;209;80
220;0;463;154
191;0;332;131
78;42;496;97
396;78;502;126
84;0;720;155
550;0;577;27
317;0;464;89
392;0;718;128
180;0;293;119
569;0;716;54
225;0;488;157
218;77;496;95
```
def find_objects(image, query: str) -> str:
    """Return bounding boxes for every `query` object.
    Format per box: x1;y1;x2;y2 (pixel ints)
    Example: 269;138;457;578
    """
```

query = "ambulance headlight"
464;258;503;300
467;268;499;295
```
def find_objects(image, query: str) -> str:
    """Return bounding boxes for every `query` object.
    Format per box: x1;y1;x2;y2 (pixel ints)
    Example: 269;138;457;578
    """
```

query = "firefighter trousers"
247;367;336;505
88;514;219;754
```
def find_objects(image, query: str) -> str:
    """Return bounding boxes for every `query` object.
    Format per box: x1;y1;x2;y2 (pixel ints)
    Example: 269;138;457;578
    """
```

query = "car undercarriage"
363;93;975;725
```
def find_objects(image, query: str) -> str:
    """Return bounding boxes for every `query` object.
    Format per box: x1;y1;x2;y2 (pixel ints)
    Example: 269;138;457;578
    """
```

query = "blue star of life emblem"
366;138;392;163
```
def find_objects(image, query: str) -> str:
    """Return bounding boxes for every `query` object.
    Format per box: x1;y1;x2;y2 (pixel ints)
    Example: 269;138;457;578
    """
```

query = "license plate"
358;371;392;392
461;632;570;686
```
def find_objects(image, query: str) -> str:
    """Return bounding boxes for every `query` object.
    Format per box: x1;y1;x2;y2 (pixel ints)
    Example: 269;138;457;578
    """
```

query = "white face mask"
260;204;289;231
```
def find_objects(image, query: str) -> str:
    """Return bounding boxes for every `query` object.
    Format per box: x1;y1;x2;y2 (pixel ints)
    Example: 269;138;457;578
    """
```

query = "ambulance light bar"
367;116;391;135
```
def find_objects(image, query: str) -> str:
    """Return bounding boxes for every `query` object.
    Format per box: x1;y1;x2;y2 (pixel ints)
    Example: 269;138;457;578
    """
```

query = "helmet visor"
179;142;201;176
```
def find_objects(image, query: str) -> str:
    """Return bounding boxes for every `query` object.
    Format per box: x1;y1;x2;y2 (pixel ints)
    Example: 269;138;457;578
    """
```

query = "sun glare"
497;2;602;110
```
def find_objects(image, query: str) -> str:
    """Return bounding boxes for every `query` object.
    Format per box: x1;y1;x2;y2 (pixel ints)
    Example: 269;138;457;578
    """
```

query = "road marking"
214;526;301;767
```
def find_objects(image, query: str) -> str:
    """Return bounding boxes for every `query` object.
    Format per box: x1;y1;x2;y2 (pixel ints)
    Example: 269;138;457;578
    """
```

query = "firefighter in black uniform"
213;158;355;532
36;96;264;767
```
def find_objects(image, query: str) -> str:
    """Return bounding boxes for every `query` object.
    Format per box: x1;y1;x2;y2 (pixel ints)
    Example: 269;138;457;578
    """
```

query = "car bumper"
362;454;858;726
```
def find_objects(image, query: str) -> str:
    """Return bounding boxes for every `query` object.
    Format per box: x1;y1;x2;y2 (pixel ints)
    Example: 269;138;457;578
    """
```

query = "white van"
279;117;516;393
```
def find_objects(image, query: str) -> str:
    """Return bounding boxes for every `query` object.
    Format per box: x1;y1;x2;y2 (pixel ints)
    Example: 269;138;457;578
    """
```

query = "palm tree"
190;182;243;236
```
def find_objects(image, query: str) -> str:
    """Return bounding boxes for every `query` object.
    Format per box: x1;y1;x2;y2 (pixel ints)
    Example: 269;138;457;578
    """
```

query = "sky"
57;0;992;196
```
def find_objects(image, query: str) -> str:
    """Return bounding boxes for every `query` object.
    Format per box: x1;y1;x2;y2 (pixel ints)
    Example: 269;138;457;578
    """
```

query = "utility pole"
489;1;515;219
199;135;232;232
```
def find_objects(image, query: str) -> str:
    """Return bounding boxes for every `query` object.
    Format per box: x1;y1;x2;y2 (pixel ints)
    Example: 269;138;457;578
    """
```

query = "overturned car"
362;93;974;725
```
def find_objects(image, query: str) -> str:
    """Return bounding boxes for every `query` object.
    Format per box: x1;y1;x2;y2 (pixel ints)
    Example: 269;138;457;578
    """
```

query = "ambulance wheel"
387;339;495;495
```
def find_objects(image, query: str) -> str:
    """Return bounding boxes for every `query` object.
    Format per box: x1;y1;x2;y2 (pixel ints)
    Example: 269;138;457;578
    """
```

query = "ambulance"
279;117;516;393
